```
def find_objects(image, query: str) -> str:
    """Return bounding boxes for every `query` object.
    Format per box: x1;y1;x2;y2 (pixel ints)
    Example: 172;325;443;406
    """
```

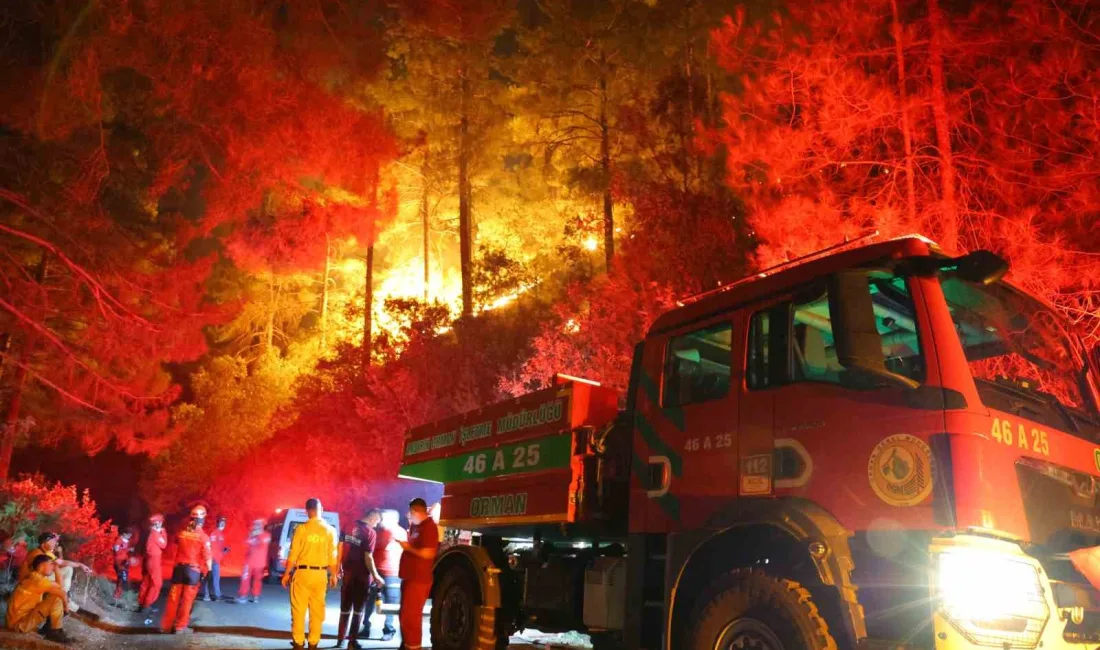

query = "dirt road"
0;577;590;650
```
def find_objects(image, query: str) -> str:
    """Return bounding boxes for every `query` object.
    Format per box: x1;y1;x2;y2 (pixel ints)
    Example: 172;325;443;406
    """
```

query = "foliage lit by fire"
0;0;1097;522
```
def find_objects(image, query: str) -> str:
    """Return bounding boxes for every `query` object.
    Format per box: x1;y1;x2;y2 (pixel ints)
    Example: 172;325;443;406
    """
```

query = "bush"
0;475;116;572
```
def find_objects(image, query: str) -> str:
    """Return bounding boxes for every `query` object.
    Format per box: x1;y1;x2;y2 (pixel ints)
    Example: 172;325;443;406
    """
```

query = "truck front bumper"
930;535;1097;650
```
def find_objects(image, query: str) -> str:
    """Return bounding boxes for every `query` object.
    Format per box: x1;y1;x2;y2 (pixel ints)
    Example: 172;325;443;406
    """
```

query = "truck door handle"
646;455;672;498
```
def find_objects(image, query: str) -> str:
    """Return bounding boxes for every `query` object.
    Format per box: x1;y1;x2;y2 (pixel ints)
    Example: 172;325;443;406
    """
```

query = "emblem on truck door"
868;434;934;507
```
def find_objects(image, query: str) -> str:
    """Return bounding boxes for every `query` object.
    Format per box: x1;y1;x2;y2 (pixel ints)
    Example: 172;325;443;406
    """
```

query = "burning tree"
710;0;1100;341
0;0;396;480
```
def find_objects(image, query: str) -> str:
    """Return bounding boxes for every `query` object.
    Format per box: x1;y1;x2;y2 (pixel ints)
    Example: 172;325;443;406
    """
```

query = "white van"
265;508;340;579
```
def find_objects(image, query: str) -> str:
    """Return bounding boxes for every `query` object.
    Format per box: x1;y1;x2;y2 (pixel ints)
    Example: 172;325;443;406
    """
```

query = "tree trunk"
265;278;276;352
420;145;431;303
599;58;614;270
683;0;697;192
363;244;374;370
0;333;10;381
0;347;31;482
891;0;918;225
320;233;331;352
459;67;474;317
364;164;380;370
0;255;48;482
927;0;959;251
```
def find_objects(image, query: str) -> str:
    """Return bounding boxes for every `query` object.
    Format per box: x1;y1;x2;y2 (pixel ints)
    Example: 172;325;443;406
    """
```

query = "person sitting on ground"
20;532;92;613
5;554;74;644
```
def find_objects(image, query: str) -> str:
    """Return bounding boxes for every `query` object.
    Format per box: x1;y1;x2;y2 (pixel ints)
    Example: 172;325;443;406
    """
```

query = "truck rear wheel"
431;565;508;650
685;569;837;650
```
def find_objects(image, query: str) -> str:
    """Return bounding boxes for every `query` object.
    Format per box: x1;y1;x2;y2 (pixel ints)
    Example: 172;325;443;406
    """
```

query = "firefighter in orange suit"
281;498;338;650
397;498;440;650
137;514;167;613
160;505;212;634
237;519;271;603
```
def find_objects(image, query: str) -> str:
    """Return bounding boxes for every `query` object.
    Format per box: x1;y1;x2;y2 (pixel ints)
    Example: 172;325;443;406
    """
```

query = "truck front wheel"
685;569;837;650
431;565;508;650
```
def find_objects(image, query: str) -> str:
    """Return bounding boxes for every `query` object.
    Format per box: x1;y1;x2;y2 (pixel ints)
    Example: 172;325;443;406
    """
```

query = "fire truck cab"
400;235;1100;650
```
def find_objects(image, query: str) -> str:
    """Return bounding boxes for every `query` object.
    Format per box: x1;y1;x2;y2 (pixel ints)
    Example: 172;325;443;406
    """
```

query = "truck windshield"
941;276;1099;432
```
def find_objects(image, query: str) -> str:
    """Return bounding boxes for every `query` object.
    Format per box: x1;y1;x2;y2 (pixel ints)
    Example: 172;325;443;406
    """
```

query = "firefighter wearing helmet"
137;513;167;613
160;505;212;634
237;519;271;604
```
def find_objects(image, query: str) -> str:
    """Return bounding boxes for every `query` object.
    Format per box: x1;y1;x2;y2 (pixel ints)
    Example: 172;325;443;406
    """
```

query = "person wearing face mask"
160;504;212;634
396;498;440;650
365;509;406;642
237;519;271;604
200;515;229;602
137;514;167;613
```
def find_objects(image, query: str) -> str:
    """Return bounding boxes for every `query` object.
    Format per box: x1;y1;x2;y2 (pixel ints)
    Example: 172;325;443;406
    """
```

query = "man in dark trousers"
336;510;385;649
112;528;134;601
200;515;228;601
397;499;440;650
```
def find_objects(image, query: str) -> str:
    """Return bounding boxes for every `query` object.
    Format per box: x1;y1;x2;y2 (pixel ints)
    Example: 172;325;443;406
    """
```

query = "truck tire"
431;565;508;650
684;569;837;650
590;631;624;650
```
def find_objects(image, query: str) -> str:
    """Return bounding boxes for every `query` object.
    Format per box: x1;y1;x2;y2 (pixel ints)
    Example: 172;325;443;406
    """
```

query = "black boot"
335;611;350;647
43;628;74;645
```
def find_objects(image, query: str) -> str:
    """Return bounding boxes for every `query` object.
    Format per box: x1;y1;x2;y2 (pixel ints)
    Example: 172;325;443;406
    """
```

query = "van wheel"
430;566;508;650
685;569;837;650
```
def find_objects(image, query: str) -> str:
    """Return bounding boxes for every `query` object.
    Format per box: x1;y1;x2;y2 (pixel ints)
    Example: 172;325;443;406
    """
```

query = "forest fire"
0;0;1098;646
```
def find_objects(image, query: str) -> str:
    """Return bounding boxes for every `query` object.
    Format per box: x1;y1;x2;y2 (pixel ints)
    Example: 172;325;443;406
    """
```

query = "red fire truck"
399;235;1100;650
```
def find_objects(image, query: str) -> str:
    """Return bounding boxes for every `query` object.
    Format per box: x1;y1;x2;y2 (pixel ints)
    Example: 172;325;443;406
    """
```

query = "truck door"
738;299;788;499
636;315;740;532
746;271;943;639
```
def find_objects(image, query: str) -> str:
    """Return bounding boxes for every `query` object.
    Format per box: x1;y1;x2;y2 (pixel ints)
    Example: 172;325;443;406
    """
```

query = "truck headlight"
935;549;1049;648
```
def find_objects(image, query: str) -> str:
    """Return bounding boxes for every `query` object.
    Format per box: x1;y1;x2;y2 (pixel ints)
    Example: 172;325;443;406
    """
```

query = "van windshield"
940;276;1099;433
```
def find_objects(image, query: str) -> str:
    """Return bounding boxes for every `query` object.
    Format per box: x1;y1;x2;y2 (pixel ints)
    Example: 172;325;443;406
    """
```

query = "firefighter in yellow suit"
281;498;338;650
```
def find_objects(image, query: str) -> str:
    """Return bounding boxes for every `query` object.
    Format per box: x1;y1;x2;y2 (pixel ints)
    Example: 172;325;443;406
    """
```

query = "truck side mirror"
828;271;919;390
896;249;1008;286
954;250;1008;286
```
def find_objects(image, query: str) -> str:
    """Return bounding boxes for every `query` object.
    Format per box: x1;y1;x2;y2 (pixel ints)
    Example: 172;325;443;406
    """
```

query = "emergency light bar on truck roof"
677;231;882;307
677;231;944;307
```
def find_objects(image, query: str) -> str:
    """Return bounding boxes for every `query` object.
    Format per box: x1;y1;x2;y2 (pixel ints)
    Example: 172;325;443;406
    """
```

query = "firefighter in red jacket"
137;514;167;613
160;505;212;634
112;529;134;600
237;519;271;604
397;499;440;650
